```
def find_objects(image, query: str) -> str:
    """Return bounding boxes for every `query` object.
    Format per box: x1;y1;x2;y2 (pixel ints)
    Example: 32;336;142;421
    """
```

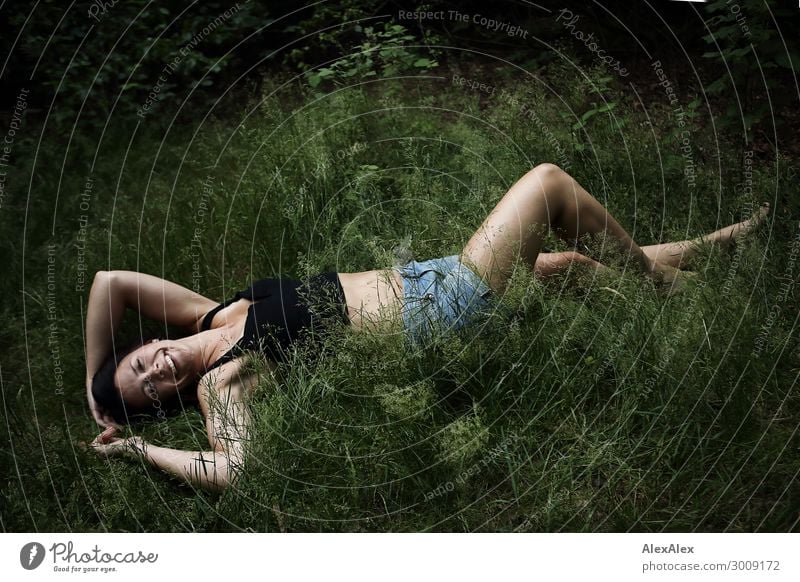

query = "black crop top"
199;272;348;374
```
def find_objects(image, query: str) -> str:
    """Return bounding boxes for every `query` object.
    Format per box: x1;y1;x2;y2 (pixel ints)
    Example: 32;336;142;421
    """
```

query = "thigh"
460;166;563;293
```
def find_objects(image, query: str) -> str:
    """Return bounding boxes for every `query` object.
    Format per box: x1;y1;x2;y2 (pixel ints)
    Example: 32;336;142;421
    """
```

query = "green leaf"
774;52;800;70
580;108;600;123
705;77;728;94
729;46;752;58
413;58;433;68
705;1;727;14
710;27;735;40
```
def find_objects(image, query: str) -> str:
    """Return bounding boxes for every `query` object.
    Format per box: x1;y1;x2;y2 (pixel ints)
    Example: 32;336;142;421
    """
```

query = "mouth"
165;352;178;377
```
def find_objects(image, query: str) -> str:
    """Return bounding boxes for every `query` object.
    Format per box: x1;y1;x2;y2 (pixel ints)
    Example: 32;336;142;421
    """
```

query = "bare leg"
533;251;610;279
534;202;771;276
641;203;770;268
460;163;676;293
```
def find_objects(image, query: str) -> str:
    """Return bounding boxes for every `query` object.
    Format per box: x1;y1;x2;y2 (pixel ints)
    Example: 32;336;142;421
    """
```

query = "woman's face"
114;340;194;408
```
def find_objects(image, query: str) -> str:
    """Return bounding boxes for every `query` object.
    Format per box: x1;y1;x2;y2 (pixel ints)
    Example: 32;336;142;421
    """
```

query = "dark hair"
91;338;197;425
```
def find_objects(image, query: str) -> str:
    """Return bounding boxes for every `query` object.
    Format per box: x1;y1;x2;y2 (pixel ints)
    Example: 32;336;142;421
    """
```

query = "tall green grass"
1;70;798;532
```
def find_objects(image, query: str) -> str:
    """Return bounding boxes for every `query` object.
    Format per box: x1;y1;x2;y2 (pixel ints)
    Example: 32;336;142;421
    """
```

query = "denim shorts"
393;255;495;347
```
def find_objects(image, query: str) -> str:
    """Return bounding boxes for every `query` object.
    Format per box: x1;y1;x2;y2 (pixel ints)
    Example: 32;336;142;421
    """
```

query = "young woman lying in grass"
85;163;769;492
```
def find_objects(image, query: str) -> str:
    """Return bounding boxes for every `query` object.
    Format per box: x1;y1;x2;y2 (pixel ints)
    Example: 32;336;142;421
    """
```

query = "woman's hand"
88;426;145;459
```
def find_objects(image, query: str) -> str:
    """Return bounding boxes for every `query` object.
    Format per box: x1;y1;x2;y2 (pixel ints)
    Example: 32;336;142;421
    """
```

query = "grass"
1;66;798;532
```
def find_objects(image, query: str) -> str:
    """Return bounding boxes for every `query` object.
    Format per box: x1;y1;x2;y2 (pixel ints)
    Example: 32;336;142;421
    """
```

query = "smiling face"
114;339;194;408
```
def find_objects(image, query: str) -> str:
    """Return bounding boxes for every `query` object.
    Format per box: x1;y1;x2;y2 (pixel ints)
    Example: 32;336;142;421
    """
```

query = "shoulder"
197;355;277;407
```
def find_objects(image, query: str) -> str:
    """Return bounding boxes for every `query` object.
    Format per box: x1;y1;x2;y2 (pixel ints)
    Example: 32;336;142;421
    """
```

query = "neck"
189;328;239;376
171;332;220;380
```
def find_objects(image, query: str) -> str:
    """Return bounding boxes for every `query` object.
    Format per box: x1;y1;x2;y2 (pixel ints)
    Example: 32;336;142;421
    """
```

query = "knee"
528;163;569;194
532;162;566;180
526;163;569;212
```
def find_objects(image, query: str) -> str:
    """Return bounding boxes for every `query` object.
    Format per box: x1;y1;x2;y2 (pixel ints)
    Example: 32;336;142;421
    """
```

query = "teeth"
165;354;177;376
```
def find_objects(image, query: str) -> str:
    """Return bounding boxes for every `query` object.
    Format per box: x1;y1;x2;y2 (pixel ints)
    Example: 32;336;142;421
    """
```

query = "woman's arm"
147;358;255;492
89;358;258;492
84;270;219;425
86;270;218;373
90;433;245;493
85;272;127;426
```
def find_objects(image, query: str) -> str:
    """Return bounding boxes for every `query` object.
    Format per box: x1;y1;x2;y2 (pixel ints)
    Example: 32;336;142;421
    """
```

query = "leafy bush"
3;1;272;126
702;0;800;131
305;22;440;89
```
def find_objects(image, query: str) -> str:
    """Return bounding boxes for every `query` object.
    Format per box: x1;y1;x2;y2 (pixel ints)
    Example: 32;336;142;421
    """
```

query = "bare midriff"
337;268;405;331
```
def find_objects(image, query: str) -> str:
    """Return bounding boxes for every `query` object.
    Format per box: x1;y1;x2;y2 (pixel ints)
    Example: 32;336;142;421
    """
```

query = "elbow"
208;468;237;493
212;476;232;493
94;270;126;282
207;455;243;493
92;271;125;297
205;478;229;493
221;461;243;491
93;270;113;286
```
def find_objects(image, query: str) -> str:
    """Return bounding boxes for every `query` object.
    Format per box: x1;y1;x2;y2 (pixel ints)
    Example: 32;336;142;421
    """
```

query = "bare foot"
706;202;770;247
